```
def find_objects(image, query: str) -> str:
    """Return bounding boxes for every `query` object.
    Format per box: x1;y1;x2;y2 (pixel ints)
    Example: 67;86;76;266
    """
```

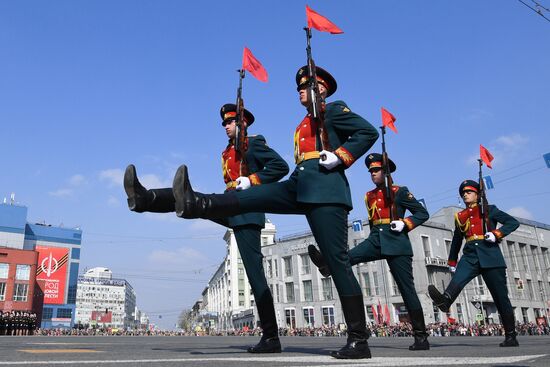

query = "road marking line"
0;354;546;365
18;349;101;354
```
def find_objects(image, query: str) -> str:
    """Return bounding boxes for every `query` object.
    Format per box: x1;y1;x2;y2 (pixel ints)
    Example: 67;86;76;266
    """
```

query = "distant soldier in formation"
308;153;430;350
428;179;520;347
124;104;289;353
0;311;5;336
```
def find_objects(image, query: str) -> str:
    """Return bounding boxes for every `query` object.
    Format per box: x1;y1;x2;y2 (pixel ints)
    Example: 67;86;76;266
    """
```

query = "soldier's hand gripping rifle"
380;126;396;223
235;69;249;176
478;159;494;238
304;27;330;159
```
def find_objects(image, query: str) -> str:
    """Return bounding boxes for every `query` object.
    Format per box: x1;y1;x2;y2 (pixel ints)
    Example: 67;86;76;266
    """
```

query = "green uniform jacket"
226;135;289;228
294;101;379;210
369;186;429;256
448;204;519;268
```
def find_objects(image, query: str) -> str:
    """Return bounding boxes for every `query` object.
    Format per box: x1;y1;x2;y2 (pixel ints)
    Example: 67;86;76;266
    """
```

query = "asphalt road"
0;335;548;366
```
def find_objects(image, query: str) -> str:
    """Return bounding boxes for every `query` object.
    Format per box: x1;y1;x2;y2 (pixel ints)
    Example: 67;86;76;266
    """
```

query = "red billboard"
91;311;112;324
35;246;69;305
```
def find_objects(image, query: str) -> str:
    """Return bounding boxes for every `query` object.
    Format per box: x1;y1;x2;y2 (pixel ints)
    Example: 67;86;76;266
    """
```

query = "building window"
531;246;541;272
475;276;485;295
273;259;278;278
322;278;333;300
42;307;53;319
71;247;81;260
13;283;28;302
266;259;272;278
285;308;296;328
0;282;6;301
300;254;311;275
372;271;380;295
303;307;315;327
519;244;530;272
303;280;313;302
322;306;335;326
527;280;535;300
57;308;73;319
391;275;400;296
444;239;451;257
421;236;431;258
507;241;519;271
285;282;295;303
16;264;31;280
521;307;529;323
275;284;280;303
0;263;8;278
262;237;268;246
541;248;550;268
363;272;372;297
284;257;293;277
238;268;244;275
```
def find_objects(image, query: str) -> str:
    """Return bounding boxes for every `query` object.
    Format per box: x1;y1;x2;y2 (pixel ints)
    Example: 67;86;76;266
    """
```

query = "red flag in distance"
242;47;268;82
381;107;398;133
480;145;494;169
306;5;343;34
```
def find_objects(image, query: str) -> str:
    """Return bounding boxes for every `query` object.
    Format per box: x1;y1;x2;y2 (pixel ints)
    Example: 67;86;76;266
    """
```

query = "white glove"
236;176;251;191
390;220;405;232
318;150;342;170
484;232;496;243
449;266;456;273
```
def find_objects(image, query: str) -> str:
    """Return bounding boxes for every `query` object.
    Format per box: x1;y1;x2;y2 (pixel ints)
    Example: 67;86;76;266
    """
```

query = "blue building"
0;203;82;328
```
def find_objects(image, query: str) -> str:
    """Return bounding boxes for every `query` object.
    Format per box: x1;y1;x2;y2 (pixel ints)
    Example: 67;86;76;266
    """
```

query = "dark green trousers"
447;254;513;315
349;234;422;312
235;180;361;296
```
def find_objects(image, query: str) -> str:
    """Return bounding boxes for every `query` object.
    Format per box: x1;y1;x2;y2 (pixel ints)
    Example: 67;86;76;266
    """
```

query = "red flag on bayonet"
242;47;268;82
381;107;398;133
306;5;343;34
480;144;494;169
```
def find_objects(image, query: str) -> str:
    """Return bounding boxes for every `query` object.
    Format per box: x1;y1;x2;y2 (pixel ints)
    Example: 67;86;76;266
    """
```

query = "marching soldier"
170;66;379;359
124;104;289;353
308;153;430;350
428;179;520;347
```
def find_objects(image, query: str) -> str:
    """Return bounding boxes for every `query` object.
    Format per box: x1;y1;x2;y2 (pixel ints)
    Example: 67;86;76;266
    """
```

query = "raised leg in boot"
124;164;175;213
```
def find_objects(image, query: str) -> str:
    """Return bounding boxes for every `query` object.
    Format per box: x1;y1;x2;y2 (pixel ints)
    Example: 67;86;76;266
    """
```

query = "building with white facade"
75;267;137;329
200;207;550;331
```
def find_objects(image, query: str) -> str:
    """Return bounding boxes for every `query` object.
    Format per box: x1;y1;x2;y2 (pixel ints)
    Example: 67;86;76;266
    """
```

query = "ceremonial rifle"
304;27;330;158
478;159;494;236
380;126;396;223
235;69;249;176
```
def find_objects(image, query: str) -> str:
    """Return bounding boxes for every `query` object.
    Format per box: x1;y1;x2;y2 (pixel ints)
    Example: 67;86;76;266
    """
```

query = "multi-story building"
201;206;550;330
75;267;137;330
0;202;82;328
203;221;276;332
0;247;39;313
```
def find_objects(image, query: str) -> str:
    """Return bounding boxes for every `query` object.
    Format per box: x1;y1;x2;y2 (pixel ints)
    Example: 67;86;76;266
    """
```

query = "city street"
0;335;548;366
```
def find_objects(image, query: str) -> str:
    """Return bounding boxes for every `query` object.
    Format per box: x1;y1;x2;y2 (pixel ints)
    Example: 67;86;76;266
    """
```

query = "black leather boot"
408;309;429;350
248;292;281;353
499;313;519;347
172;165;240;219
330;295;371;359
124;165;175;213
428;285;451;313
307;245;331;278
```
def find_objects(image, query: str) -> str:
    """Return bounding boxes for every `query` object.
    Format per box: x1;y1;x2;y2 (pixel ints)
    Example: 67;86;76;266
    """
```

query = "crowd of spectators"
31;321;550;337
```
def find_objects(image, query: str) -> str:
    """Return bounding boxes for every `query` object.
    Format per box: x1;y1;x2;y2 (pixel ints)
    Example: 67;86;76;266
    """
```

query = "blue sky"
1;1;549;328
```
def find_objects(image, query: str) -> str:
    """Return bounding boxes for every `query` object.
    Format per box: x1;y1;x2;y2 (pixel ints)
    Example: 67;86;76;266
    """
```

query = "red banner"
91;311;113;323
35;246;69;305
